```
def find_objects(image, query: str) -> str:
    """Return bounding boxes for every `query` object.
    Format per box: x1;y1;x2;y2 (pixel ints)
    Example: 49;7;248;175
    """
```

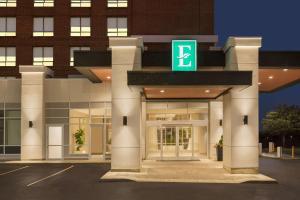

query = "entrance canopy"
74;49;300;94
127;70;251;99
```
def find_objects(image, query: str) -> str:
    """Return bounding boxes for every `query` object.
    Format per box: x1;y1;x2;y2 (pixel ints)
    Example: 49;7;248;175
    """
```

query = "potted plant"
74;128;85;152
215;135;223;161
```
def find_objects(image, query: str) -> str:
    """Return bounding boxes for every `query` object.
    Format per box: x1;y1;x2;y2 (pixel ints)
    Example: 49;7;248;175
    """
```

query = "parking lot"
0;158;299;200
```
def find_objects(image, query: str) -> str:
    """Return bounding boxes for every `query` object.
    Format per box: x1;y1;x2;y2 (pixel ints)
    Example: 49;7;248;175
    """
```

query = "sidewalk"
101;160;276;184
261;152;300;160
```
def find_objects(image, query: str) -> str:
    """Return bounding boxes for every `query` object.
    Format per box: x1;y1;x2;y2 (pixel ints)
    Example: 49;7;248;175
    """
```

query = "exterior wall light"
29;121;33;128
243;115;248;125
123;116;127;126
219;119;223;126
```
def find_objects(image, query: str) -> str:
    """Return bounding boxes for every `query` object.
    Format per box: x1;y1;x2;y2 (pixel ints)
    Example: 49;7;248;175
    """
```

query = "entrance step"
101;159;276;184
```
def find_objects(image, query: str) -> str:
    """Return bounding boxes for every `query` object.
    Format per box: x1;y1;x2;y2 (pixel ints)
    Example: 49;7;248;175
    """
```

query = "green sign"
172;40;197;71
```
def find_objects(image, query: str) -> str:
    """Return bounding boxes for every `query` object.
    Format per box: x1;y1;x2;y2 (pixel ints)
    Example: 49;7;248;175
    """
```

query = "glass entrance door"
178;126;193;158
148;125;193;160
161;127;177;159
147;125;207;160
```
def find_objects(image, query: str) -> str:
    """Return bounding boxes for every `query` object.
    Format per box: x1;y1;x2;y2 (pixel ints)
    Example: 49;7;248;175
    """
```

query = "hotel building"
0;0;300;173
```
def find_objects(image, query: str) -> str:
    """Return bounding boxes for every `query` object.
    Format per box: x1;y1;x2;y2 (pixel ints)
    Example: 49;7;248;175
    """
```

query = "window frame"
45;101;112;157
34;0;54;7
0;0;17;7
70;0;91;8
107;0;128;8
107;17;128;37
70;17;91;37
0;47;16;67
33;17;54;37
33;47;54;67
0;17;16;37
0;104;21;155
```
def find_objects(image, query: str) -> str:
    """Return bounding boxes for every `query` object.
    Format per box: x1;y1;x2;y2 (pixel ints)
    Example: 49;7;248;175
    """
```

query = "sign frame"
172;40;197;72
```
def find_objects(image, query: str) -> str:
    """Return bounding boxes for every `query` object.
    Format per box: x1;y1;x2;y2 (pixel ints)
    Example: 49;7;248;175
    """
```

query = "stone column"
19;65;52;160
110;37;143;171
140;101;147;160
208;101;223;160
223;37;261;174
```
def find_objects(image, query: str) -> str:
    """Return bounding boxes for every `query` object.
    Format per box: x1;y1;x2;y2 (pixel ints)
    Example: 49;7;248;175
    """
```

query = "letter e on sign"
172;40;197;71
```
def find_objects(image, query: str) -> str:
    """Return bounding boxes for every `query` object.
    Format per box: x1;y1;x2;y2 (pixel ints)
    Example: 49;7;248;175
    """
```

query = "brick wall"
0;0;214;77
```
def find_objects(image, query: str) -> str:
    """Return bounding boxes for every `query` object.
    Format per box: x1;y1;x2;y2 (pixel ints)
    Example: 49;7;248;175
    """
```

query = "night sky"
215;0;300;128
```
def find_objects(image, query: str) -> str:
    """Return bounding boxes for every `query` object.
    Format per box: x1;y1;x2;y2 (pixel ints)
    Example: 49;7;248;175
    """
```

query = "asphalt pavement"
0;157;299;200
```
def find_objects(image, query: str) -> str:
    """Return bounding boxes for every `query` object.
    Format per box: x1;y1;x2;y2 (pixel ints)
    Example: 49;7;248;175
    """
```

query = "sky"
215;0;300;128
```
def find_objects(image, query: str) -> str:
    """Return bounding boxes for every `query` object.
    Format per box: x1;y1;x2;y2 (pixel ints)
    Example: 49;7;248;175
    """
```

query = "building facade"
1;0;300;174
0;0;214;77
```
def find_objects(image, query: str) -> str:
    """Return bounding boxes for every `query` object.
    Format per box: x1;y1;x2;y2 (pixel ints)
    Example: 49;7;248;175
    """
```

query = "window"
0;0;16;7
0;17;16;36
107;0;128;8
107;17;127;37
71;17;91;36
0;104;21;155
34;0;54;7
33;17;54;37
0;47;16;67
45;102;112;158
71;0;91;7
146;102;208;121
33;47;53;66
70;47;90;66
70;108;89;154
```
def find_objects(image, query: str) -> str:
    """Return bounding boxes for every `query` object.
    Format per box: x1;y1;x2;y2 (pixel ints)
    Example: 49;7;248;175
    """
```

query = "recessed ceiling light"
160;90;165;93
283;69;288;72
205;89;210;93
268;76;274;80
106;76;111;80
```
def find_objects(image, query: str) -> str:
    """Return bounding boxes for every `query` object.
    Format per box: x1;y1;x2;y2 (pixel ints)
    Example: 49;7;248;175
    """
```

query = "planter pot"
183;143;188;149
216;146;223;161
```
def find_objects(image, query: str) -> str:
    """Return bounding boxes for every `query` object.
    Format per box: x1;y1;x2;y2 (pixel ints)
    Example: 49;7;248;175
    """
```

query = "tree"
262;105;300;146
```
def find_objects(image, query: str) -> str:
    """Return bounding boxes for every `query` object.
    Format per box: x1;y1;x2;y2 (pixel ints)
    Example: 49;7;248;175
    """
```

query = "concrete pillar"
110;37;143;171
208;101;223;160
223;37;261;174
19;65;52;160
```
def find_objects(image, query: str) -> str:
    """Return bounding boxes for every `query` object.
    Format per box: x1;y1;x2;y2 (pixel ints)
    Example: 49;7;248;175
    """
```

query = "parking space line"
0;166;30;176
26;165;74;187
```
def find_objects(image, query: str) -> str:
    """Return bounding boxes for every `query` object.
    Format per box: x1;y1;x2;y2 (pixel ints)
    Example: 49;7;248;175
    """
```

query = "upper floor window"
33;17;54;37
71;17;90;37
33;47;53;66
34;0;54;7
0;17;16;36
71;0;91;7
107;17;127;37
70;47;90;66
0;47;16;67
107;0;128;8
0;0;16;7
